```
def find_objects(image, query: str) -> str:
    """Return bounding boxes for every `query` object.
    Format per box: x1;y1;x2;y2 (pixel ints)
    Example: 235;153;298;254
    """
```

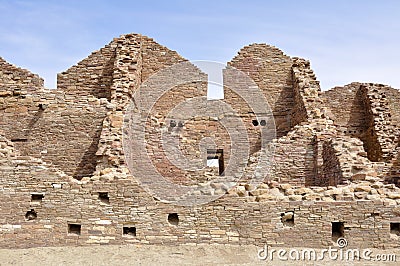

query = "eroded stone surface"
1;33;400;249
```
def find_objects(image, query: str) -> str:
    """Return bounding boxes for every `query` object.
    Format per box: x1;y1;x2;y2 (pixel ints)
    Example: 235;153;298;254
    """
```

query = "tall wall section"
229;44;294;138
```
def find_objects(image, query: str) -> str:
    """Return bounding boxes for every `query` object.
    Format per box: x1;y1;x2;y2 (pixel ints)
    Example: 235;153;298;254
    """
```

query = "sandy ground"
0;244;398;266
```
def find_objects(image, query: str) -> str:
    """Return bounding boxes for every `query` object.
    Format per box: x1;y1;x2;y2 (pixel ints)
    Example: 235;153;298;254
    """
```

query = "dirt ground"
0;244;398;266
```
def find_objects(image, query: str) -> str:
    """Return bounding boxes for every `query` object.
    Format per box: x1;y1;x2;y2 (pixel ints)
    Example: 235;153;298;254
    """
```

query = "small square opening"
31;193;44;203
168;213;179;226
332;222;344;240
207;149;224;176
98;192;109;204
123;226;136;237
281;211;294;227
390;222;400;236
25;209;37;221
68;223;81;235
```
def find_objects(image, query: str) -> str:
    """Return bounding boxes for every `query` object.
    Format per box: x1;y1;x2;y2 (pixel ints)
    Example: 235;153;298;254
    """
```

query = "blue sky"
0;0;399;90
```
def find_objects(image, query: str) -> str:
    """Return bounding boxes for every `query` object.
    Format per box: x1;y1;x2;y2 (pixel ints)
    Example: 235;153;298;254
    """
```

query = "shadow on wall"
360;86;384;162
92;51;116;102
389;145;400;187
274;71;294;138
72;124;103;180
345;85;367;140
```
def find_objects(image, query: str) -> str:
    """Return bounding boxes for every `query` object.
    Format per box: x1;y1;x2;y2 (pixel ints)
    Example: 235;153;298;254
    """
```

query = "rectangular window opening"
68;223;81;235
207;83;224;100
123;226;136;237
98;192;110;204
11;138;28;142
332;222;344;240
281;211;294;227
31;193;44;203
207;149;224;176
390;222;400;236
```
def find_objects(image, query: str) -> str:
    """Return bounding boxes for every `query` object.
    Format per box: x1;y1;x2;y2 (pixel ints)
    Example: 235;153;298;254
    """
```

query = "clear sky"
0;0;399;90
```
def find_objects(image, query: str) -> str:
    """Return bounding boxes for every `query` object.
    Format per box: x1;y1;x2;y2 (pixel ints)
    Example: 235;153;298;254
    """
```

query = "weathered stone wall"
57;42;117;100
229;44;294;138
0;90;107;179
322;83;367;138
1;33;400;250
1;137;400;249
361;84;399;162
0;57;43;88
291;58;332;125
269;125;315;186
323;136;375;184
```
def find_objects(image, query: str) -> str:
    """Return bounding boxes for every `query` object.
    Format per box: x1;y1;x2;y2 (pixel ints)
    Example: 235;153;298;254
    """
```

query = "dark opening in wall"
390;222;400;236
123;226;137;237
332;222;344;240
260;120;266;126
31;193;44;203
252;120;259;126
98;192;109;204
11;138;27;142
281;211;294;227
25;209;37;221
207;149;224;176
170;120;176;128
168;213;179;226
38;103;48;110
68;224;81;235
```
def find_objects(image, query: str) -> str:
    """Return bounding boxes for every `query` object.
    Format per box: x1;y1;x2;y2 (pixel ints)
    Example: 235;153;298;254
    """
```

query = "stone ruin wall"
1;33;400;249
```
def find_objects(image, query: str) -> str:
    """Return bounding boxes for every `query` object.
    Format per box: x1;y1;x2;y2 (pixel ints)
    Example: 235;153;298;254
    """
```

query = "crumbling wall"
229;44;294;137
1;139;399;249
291;58;330;126
269;125;315;186
94;34;143;172
0;57;44;88
322;83;367;138
1;33;400;250
57;42;117;100
322;136;374;184
0;57;44;97
1;134;399;249
321;138;343;186
0;90;107;179
361;84;398;162
94;34;186;173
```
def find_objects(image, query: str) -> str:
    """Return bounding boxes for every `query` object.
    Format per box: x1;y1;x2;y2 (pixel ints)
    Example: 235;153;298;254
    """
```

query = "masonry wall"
322;83;367;138
57;43;117;100
229;44;294;138
0;57;44;89
1;138;400;249
0;91;107;178
1;34;400;250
